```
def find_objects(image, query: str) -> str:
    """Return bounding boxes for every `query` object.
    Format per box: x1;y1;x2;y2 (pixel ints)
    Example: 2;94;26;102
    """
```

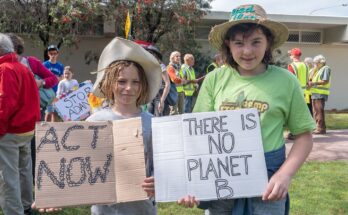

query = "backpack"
35;75;56;108
23;57;56;108
165;81;178;106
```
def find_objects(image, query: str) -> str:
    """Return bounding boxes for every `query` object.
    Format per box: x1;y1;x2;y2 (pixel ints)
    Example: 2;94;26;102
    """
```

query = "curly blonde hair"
99;60;149;107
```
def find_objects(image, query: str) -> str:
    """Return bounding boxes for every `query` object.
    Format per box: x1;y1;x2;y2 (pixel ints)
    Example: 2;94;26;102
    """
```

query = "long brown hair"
221;23;275;70
99;60;149;107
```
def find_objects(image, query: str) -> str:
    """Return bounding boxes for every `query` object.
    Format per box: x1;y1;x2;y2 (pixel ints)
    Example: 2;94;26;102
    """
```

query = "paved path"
286;129;348;161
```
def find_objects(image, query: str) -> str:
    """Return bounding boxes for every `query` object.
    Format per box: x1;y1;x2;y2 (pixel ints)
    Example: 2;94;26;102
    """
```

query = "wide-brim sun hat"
93;37;162;104
209;4;289;50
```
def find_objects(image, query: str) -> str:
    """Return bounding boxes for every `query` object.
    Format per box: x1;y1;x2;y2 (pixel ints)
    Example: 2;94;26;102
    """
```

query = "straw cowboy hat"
209;4;289;50
93;37;162;104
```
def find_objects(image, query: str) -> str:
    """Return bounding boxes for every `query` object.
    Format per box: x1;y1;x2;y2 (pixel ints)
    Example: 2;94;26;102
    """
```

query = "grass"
290;161;348;215
1;113;347;215
326;111;348;129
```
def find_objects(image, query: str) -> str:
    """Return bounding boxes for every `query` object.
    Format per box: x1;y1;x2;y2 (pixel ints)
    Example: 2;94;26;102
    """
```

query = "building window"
287;30;322;44
301;31;321;43
288;31;300;42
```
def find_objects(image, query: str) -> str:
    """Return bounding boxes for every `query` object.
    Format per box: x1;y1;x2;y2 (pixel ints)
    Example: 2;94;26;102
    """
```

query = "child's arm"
262;131;313;201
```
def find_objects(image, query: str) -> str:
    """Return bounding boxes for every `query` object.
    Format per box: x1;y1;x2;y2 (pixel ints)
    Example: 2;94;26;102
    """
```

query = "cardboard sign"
152;108;268;202
35;118;147;208
54;83;93;121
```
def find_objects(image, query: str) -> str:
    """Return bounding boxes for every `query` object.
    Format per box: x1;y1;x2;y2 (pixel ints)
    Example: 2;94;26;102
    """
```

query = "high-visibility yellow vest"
168;64;184;93
311;65;331;95
206;62;218;74
291;62;311;103
291;62;308;90
181;64;196;96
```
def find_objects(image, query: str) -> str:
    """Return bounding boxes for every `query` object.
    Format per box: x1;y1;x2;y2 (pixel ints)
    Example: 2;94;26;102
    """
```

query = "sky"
211;0;348;17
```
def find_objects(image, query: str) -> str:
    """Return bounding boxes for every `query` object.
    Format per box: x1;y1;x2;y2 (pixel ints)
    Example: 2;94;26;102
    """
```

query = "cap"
288;48;302;57
47;45;59;52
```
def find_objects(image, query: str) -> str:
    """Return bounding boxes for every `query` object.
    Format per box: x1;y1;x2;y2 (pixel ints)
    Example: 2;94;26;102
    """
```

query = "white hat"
209;4;289;50
93;37;162;104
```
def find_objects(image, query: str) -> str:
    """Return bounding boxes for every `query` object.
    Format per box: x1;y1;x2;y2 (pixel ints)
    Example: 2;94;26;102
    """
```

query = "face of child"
228;29;268;75
63;69;72;80
48;50;59;62
113;64;141;107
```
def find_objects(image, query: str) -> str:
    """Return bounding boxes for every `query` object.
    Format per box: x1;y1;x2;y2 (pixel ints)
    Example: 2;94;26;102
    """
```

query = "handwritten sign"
35;119;147;208
54;83;93;121
152;108;268;202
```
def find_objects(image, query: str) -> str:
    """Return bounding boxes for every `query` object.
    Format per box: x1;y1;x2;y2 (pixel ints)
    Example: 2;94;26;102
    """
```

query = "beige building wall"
22;35;112;84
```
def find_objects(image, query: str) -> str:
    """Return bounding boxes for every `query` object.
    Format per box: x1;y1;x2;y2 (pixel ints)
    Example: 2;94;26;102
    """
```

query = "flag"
125;11;132;39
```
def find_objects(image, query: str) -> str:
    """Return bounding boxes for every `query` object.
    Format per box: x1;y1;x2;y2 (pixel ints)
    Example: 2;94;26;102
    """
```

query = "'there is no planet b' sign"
152;108;268;202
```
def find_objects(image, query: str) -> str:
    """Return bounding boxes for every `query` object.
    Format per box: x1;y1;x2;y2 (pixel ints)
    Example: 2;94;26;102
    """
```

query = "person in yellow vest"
288;48;310;106
308;54;331;134
167;51;188;114
206;53;224;74
181;54;199;113
304;57;314;116
287;48;310;140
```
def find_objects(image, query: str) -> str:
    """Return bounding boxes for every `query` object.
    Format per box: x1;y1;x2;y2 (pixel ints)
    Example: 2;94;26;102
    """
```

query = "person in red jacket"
7;33;58;118
0;33;40;215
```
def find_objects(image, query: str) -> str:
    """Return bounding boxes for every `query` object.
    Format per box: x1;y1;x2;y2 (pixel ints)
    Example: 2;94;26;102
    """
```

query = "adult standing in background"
7;33;59;191
288;48;309;96
206;52;224;74
0;33;40;215
308;55;331;134
304;57;314;116
7;33;58;119
181;54;198;113
43;45;64;122
167;51;188;115
287;48;310;140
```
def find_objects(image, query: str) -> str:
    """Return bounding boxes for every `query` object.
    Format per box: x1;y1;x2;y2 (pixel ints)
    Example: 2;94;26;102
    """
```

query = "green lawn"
289;161;348;215
326;112;348;129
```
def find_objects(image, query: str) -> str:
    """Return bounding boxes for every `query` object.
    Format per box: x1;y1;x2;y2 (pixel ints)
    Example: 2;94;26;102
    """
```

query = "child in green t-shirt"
177;4;315;215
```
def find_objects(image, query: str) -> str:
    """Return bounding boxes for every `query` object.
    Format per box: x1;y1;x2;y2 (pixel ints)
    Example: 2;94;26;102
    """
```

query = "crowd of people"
0;3;332;215
287;47;332;137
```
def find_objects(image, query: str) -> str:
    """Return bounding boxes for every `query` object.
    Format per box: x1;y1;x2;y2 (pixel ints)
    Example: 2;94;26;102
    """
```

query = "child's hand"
31;202;62;213
142;176;155;198
177;195;199;208
262;172;291;201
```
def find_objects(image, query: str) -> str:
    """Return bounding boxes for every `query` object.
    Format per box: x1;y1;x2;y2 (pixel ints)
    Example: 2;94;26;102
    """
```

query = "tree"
0;0;213;69
110;0;213;74
0;0;110;59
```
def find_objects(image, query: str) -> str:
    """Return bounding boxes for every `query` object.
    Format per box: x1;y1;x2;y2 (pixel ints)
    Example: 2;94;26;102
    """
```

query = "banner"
152;108;268;202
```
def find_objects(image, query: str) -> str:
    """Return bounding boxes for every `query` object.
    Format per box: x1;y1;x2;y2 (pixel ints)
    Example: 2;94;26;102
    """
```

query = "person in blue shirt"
43;45;64;122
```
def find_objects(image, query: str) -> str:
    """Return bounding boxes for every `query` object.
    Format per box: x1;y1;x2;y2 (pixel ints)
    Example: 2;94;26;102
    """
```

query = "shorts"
45;105;55;114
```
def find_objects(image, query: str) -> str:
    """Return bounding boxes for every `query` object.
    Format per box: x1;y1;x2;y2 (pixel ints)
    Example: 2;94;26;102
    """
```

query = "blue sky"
211;0;348;17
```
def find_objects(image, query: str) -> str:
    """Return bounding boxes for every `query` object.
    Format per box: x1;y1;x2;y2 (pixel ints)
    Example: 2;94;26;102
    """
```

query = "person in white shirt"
56;66;79;98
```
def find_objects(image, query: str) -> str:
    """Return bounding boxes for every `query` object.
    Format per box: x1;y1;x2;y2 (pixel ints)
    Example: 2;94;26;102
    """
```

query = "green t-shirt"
193;65;315;152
